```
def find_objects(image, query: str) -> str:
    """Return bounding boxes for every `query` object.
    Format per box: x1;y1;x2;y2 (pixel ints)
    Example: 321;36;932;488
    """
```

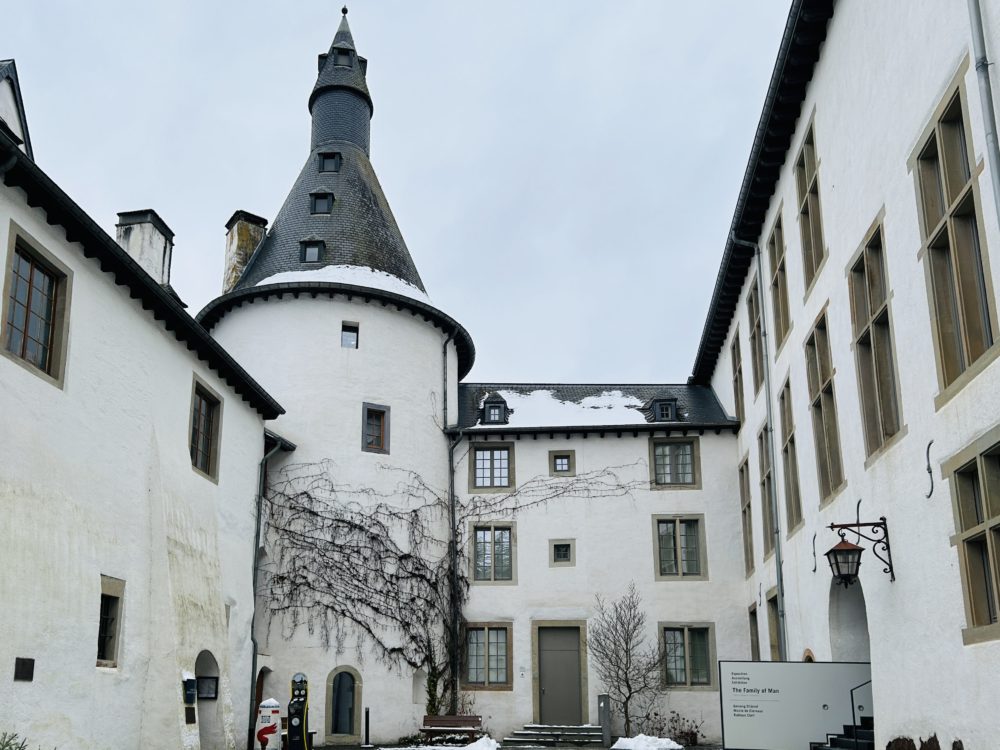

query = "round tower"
198;10;474;742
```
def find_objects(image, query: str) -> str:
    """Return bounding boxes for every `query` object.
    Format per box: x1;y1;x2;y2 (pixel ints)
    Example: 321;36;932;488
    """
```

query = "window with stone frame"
757;427;774;558
471;445;513;489
767;215;791;347
663;624;714;687
850;226;901;455
650;439;697;487
731;334;745;425
739;458;754;576
472;524;513;582
796;125;826;290
805;314;844;500
362;402;389;454
767;592;783;660
914;87;996;389
190;384;221;478
778;379;802;531
3;242;69;381
949;439;1000;635
748;605;761;662
748;280;765;393
463;623;512;689
655;516;704;579
548;450;576;477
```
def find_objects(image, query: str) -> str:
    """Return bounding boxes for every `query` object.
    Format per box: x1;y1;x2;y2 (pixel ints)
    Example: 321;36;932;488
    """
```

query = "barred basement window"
748;281;765;393
805;314;844;501
662;624;714;688
739;458;754;576
472;524;514;582
915;88;996;389
463;623;512;689
731;334;745;426
361;402;389;454
850;226;901;455
654;516;705;580
768;215;791;347
757;426;775;558
778;380;802;531
796;125;826;290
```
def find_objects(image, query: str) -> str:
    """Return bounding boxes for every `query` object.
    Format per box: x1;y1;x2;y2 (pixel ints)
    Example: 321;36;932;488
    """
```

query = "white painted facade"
0;175;271;747
705;1;1000;747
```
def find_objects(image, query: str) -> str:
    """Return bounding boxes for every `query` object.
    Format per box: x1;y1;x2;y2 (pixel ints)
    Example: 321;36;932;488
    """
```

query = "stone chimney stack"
223;211;267;293
115;209;174;285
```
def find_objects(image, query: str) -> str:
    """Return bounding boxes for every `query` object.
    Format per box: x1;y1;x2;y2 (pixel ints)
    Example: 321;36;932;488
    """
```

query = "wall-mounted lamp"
825;516;894;587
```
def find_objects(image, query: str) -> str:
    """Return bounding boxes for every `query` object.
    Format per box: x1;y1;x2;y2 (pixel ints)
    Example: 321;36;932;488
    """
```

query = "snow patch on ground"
480;389;646;428
255;265;432;305
611;734;684;750
382;737;499;750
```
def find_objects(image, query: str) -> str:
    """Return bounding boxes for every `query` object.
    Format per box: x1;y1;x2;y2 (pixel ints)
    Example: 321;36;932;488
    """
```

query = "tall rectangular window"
758;427;774;558
96;575;125;667
463;624;511;688
663;625;714;687
768;216;791;346
850;227;901;454
655;517;704;579
796;125;826;289
778;380;802;530
731;335;745;425
805;314;844;501
4;245;68;378
472;446;512;489
748;281;764;393
739;459;754;576
341;322;359;349
748;606;761;662
767;593;782;660
190;384;221;478
650;439;697;487
915;89;995;389
473;524;513;582
362;402;390;454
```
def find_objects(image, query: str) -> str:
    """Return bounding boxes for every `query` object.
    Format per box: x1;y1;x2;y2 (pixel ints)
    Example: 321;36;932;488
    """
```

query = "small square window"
14;657;34;682
301;242;324;263
548;449;576;477
362;402;390;454
549;538;575;568
320;152;342;172
334;49;352;67
190;383;222;479
488;405;501;422
341;323;359;349
197;676;219;699
481;397;509;424
654;401;675;421
554;455;570;472
311;193;334;214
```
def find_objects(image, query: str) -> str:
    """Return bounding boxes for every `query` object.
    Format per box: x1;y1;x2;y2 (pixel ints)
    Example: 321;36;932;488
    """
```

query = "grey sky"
7;2;789;383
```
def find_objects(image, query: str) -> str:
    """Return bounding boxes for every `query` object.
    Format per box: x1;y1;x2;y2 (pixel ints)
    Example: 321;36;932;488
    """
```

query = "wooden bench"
420;715;483;743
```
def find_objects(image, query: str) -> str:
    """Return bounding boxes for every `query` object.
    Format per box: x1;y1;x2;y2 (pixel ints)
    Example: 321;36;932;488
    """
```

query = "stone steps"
502;724;604;747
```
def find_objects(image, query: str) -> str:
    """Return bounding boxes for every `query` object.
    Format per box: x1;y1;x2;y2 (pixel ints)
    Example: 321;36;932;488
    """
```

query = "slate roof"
690;0;834;384
457;383;735;432
232;10;423;293
0;60;34;159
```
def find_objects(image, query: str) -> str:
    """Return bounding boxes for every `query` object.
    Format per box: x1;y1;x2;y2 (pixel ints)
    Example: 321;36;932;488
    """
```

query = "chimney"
116;209;174;285
223;211;267;293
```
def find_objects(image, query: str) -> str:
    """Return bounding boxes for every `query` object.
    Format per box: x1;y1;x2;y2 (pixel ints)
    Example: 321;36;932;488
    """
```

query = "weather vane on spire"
342;5;348;15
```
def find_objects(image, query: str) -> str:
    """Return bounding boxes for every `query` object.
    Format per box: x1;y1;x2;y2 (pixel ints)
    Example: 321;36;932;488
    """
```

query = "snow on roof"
255;265;432;305
479;388;646;428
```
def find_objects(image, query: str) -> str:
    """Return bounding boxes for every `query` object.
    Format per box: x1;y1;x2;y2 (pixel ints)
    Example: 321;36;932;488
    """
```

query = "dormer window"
311;193;334;214
319;152;342;172
654;401;675;421
301;241;324;263
334;48;352;67
481;394;510;425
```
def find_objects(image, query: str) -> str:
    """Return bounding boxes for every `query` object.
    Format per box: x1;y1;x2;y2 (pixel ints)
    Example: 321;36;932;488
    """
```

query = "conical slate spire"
233;12;425;293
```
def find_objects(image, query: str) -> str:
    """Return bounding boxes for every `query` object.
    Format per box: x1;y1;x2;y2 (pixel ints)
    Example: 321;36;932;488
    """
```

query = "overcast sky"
7;2;789;384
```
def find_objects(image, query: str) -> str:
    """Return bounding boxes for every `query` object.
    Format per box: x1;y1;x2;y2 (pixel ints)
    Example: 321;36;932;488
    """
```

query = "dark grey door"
539;626;582;725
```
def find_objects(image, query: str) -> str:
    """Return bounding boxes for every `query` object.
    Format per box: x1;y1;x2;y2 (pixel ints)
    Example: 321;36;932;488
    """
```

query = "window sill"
468;485;514;494
654;574;709;583
962;621;1000;645
0;347;65;389
818;480;849;510
801;251;829;305
648;481;702;492
460;683;513;692
773;327;792;361
190;463;219;485
662;683;717;692
934;342;1000;412
96;661;118;670
470;578;517;586
786;519;805;540
862;424;909;471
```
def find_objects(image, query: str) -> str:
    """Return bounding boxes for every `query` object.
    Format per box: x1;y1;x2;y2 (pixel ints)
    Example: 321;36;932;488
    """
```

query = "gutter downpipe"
732;233;789;661
968;0;1000;227
442;330;461;714
247;439;284;750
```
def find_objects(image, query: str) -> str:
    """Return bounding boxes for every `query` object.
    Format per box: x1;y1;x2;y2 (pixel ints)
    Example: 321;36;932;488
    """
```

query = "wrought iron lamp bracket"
828;516;895;582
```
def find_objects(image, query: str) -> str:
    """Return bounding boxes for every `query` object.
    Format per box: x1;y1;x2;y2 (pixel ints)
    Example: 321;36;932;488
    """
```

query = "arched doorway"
196;650;224;750
325;666;362;745
829;580;871;662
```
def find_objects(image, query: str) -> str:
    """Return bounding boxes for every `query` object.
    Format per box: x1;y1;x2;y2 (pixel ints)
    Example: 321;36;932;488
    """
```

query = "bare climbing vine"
261;456;645;713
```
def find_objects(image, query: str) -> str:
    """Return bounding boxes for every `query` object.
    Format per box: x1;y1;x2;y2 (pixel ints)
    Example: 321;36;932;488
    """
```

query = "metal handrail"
849;679;872;750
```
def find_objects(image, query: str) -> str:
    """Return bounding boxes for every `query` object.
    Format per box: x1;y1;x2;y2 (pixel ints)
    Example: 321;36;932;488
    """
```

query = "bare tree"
588;582;665;737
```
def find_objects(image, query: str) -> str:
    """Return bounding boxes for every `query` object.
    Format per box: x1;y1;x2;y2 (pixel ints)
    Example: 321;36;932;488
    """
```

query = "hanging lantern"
825;538;864;587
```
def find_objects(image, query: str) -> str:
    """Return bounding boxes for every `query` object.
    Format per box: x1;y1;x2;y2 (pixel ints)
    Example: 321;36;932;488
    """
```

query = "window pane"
493;528;512;580
965;534;998;626
654;443;693;484
553;543;571;562
467;629;485;683
365;410;384;450
475;449;491;487
658;520;677;576
689;628;710;684
680;520;700;576
664;628;686;685
488;628;507;684
492;449;509;487
474;528;491;580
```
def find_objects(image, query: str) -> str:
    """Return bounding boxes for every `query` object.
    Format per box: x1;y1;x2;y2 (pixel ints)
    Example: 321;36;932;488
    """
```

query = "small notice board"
719;660;871;750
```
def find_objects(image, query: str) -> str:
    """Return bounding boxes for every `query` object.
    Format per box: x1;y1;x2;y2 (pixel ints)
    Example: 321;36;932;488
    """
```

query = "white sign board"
719;661;872;750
